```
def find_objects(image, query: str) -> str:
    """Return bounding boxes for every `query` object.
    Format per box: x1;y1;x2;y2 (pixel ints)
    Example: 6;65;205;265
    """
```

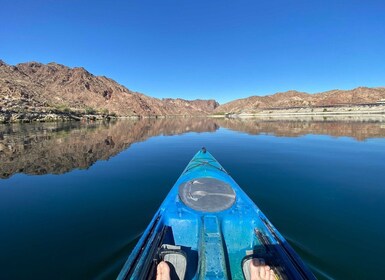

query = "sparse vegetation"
101;108;109;115
55;104;71;113
85;107;96;114
16;107;27;114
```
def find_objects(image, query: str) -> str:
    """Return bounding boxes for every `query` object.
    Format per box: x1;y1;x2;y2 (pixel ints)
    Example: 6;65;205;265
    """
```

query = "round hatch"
178;177;236;212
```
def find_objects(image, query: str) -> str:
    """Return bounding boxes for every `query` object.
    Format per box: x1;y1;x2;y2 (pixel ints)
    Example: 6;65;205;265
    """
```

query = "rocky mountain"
0;60;219;121
2;60;384;120
215;87;385;114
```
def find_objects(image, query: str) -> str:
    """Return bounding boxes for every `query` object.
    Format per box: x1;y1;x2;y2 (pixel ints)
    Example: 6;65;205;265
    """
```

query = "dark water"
1;118;385;279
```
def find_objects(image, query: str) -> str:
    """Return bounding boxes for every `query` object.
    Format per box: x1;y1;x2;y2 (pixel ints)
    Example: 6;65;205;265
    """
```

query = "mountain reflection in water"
1;117;385;179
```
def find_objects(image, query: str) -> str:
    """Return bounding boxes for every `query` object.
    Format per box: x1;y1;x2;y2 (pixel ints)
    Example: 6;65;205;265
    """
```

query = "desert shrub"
85;107;96;114
55;104;71;113
101;108;109;115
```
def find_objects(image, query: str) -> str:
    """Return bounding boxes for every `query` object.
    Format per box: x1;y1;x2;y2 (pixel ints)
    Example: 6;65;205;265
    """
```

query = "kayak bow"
118;148;316;280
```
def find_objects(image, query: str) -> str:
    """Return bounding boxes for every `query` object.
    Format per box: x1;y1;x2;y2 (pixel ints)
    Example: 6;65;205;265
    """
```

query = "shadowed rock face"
1;118;385;179
0;60;219;118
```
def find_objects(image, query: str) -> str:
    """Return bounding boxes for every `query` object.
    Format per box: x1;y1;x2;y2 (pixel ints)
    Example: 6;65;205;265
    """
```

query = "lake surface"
1;118;385;279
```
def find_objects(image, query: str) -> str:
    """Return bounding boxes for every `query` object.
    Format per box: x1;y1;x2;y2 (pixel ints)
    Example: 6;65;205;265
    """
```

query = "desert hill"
215;87;385;114
0;60;218;121
1;60;384;121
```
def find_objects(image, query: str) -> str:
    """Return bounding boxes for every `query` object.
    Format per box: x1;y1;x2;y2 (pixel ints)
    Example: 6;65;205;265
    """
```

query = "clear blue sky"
1;0;384;103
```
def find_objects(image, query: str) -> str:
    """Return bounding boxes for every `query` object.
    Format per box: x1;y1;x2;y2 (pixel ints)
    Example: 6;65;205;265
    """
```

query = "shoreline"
210;104;385;118
1;104;385;124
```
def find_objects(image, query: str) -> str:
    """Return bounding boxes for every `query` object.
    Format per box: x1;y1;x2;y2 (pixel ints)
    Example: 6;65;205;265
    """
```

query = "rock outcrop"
0;60;219;122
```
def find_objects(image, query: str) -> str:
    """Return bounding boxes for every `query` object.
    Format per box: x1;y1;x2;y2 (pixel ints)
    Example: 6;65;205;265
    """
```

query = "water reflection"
217;117;385;140
0;118;218;179
1;117;385;178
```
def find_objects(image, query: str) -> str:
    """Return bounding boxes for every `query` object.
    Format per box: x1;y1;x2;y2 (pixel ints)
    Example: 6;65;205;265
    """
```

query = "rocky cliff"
0;60;219;121
215;87;385;114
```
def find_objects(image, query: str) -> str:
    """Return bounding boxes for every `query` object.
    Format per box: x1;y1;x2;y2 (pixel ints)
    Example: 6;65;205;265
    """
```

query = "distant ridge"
0;60;218;121
215;87;385;114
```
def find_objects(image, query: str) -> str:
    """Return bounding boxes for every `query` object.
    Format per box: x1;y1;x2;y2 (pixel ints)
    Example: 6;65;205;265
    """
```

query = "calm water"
1;118;385;279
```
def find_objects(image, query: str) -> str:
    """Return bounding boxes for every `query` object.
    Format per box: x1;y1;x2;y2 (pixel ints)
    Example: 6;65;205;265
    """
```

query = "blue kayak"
118;148;316;280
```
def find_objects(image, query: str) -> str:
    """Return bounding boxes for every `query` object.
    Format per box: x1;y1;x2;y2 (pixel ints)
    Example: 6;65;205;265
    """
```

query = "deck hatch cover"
178;178;236;212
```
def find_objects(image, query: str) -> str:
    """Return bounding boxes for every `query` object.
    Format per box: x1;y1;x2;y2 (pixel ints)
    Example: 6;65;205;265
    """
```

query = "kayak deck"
118;149;315;279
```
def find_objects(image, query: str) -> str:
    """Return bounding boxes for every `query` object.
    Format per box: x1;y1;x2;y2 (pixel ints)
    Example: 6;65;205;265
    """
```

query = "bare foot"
156;261;171;280
250;258;276;280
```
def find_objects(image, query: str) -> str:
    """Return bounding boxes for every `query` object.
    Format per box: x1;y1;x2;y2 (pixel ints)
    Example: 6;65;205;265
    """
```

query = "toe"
269;269;276;280
250;259;259;279
259;265;266;278
156;261;170;280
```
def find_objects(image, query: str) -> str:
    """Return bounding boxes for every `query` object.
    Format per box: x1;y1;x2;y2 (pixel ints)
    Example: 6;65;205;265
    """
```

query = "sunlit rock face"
215;87;385;114
0;60;219;121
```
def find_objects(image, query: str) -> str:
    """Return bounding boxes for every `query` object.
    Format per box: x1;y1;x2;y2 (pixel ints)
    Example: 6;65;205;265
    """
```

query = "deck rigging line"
184;159;228;174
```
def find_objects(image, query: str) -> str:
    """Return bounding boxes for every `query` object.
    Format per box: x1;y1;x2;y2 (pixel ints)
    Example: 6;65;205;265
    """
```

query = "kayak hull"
118;149;316;280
